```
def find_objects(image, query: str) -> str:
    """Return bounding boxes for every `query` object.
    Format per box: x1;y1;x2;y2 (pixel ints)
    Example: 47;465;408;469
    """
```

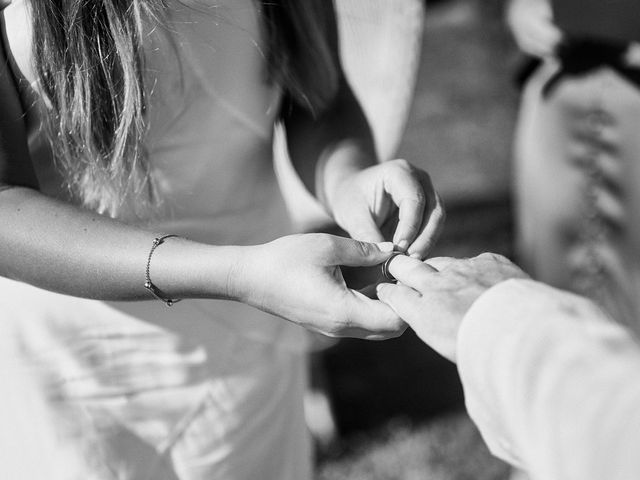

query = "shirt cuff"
455;278;567;467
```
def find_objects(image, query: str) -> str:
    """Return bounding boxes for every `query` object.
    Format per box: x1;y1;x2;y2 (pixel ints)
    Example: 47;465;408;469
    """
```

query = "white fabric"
0;275;311;480
513;59;640;328
274;0;425;230
458;278;640;480
2;1;310;478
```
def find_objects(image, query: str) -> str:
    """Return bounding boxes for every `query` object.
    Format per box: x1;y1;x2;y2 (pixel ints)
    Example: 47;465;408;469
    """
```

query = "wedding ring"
381;251;406;282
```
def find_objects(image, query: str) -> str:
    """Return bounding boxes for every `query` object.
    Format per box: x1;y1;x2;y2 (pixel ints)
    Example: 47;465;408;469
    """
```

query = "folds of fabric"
458;279;640;480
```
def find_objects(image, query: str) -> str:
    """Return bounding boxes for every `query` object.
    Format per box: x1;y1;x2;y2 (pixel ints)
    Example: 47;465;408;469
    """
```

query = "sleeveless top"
3;0;306;351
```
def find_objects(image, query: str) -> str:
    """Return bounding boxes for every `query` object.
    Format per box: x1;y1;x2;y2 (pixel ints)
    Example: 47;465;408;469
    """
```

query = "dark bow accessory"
543;38;640;97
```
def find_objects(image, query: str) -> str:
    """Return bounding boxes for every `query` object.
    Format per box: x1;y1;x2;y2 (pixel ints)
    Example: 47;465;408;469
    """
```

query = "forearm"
458;279;640;479
0;186;242;301
285;76;377;214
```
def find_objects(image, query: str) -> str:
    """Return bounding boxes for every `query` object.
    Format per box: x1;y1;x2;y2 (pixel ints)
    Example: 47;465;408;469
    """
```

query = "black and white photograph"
0;0;638;479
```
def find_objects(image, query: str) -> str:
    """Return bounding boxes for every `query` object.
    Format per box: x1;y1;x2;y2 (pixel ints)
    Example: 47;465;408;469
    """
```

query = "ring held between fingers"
386;254;438;290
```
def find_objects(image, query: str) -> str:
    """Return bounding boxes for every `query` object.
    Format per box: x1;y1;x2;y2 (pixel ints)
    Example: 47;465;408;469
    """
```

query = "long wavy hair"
29;0;338;217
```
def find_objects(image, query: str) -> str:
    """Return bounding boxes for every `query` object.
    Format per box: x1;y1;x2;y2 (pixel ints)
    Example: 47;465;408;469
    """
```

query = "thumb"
331;237;395;267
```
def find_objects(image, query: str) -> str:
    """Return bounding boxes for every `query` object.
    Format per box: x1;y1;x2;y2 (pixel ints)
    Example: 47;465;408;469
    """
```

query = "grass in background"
317;414;510;480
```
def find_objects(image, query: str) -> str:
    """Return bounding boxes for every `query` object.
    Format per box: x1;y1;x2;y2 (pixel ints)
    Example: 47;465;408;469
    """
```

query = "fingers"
329;236;395;267
383;160;427;250
382;161;445;258
386;254;437;291
375;282;423;327
343;205;386;244
406;181;445;258
341;290;407;340
424;256;457;271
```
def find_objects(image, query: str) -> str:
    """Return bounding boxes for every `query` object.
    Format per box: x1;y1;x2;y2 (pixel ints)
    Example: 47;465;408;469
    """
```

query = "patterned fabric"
514;60;640;329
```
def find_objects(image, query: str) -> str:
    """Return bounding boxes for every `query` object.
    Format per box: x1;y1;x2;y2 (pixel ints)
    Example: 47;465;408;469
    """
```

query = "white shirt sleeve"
457;278;640;480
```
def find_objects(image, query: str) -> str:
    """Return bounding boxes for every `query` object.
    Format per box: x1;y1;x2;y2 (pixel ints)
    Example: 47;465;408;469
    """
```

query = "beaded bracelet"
144;234;182;307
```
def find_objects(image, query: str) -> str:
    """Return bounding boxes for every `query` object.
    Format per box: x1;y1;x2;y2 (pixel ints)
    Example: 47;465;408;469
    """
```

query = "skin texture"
0;1;443;339
377;253;529;361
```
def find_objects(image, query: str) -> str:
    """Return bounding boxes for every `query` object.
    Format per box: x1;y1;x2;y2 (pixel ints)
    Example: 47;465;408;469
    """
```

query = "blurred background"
312;0;520;478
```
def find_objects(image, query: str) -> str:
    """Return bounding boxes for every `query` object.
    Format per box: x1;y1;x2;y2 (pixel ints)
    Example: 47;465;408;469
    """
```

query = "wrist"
220;244;256;303
318;141;373;215
204;244;250;302
147;240;247;301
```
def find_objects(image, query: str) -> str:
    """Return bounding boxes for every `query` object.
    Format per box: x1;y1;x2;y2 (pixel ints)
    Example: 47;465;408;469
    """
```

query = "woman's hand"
326;159;445;259
507;0;563;58
376;253;528;361
232;233;407;340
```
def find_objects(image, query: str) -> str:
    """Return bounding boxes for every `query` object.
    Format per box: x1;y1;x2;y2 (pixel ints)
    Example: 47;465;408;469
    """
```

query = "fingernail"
377;242;395;253
396;240;409;252
376;283;388;295
409;252;422;259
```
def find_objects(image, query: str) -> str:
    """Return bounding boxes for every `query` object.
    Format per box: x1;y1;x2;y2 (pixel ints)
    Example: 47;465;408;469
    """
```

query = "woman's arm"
0;20;239;302
0;187;242;301
0;185;405;339
0;4;404;339
0;129;402;338
283;1;444;257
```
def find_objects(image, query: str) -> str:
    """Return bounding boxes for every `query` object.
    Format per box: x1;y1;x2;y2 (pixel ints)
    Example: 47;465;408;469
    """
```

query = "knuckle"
354;240;371;258
393;158;412;170
476;252;510;265
316;233;337;251
400;192;426;210
414;191;427;205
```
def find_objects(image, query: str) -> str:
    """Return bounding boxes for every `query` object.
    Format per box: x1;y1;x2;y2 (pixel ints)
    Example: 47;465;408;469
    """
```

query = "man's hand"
326;159;445;259
376;253;528;361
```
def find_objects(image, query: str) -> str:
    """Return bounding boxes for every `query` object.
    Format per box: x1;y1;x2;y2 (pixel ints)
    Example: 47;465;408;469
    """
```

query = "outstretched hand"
234;233;407;340
376;253;528;361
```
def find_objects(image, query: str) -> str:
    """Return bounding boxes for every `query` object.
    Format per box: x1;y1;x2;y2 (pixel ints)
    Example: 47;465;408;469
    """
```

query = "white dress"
0;1;310;479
